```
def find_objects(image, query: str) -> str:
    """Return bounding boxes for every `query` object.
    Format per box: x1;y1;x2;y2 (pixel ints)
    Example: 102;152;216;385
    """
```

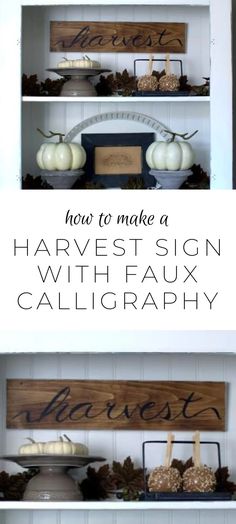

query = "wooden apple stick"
148;54;153;76
166;53;171;76
164;432;174;467
193;431;201;467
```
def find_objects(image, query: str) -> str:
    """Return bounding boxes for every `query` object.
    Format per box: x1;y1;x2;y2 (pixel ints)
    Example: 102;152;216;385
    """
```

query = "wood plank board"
50;22;187;53
7;380;225;430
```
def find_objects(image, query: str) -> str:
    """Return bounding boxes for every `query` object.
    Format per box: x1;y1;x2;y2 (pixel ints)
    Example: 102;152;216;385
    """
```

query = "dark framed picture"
81;132;155;188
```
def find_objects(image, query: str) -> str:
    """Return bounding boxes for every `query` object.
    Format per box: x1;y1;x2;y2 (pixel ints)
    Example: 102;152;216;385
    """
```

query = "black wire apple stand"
140;440;232;501
133;58;188;97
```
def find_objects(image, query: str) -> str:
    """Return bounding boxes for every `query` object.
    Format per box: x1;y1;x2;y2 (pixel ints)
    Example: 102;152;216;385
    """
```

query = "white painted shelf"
0;501;235;511
21;0;210;6
22;96;210;103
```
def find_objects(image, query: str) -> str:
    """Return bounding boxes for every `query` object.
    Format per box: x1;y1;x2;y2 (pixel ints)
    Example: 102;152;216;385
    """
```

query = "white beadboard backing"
2;508;236;524
21;3;210;177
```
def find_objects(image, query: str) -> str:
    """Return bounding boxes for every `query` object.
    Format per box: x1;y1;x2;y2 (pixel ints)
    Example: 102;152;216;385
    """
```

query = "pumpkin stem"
59;436;64;442
26;437;36;444
63;434;71;442
37;128;65;143
164;129;198;142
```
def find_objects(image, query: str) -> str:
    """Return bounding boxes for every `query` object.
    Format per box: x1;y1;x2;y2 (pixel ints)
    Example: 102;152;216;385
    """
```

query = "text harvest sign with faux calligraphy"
50;22;186;53
7;380;226;431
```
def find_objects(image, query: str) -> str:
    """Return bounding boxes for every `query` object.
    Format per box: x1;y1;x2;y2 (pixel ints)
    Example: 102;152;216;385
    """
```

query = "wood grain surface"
50;22;186;53
7;380;225;430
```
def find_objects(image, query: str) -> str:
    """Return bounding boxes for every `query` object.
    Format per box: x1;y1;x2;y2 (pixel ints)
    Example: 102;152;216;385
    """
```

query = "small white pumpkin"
19;438;45;455
19;435;88;456
57;55;100;69
36;129;86;171
146;130;198;171
44;435;88;456
57;58;73;68
72;55;101;69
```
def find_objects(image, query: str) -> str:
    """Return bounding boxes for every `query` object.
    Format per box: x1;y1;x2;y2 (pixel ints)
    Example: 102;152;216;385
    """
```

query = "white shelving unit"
0;348;236;524
0;0;232;189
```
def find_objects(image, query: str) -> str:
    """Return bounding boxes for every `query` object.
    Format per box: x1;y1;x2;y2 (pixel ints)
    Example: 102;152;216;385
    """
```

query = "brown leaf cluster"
22;74;65;96
0;470;38;500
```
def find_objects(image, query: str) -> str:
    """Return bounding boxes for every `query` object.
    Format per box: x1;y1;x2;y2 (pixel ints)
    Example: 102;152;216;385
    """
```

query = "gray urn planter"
150;169;191;189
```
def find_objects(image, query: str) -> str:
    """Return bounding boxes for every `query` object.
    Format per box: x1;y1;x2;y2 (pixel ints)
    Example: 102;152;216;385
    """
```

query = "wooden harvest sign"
7;380;225;431
50;21;187;53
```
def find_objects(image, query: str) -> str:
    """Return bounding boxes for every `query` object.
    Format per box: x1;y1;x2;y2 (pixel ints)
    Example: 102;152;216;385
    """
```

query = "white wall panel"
4;512;31;524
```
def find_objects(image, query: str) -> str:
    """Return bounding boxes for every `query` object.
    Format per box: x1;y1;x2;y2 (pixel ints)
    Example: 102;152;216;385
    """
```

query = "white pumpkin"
19;436;88;456
36;142;86;171
44;439;88;456
57;58;73;68
146;140;195;171
19;438;45;455
72;56;100;69
57;56;100;69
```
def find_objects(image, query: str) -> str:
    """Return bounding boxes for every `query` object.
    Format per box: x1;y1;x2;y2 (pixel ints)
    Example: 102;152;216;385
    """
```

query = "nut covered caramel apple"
148;432;181;492
137;75;158;92
159;74;180;92
183;431;216;493
137;54;158;92
159;54;180;92
148;465;182;492
183;465;216;493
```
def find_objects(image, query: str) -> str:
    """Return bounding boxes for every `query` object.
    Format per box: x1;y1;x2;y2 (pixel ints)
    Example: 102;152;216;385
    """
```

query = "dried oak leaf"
180;164;210;190
111;456;144;499
96;69;136;96
115;69;137;95
171;457;194;476
41;77;65;96
95;74;115;96
215;467;236;493
0;469;38;500
80;464;115;500
22;74;41;96
179;75;192;92
22;174;53;189
121;176;146;189
152;69;166;82
190;77;210;96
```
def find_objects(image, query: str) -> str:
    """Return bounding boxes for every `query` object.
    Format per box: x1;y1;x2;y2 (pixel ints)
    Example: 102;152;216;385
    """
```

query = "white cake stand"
47;68;111;96
2;454;105;501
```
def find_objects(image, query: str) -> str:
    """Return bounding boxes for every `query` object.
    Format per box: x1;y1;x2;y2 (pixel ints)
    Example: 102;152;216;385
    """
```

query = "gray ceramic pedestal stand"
2;455;105;501
40;169;84;189
150;169;191;189
46;68;111;97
